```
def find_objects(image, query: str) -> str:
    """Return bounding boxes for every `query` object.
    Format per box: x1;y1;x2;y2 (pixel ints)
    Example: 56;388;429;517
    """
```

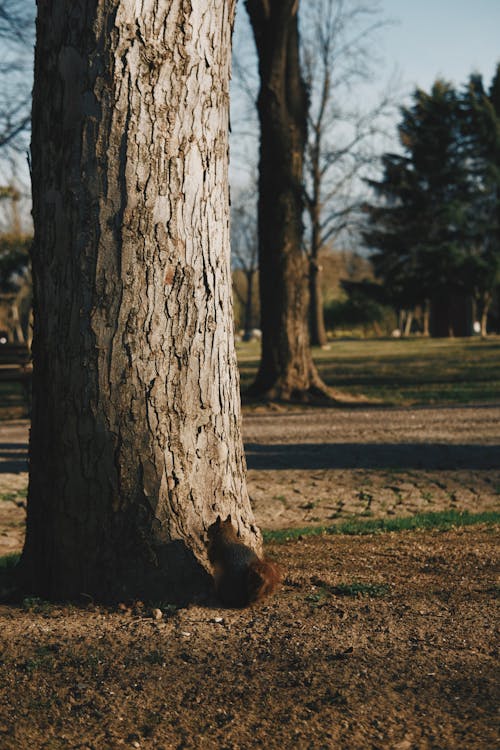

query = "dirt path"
0;525;497;749
0;406;499;748
244;404;500;529
1;405;499;555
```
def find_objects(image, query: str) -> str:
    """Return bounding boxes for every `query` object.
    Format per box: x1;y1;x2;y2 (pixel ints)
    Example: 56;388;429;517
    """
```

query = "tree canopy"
363;66;500;335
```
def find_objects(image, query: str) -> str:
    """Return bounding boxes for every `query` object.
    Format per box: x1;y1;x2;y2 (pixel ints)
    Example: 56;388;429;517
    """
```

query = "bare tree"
0;0;34;157
21;0;258;601
0;185;31;342
302;0;396;346
231;183;260;339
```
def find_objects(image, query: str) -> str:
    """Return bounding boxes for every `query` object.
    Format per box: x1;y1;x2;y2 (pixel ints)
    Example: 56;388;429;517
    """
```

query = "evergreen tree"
460;67;500;335
364;75;500;336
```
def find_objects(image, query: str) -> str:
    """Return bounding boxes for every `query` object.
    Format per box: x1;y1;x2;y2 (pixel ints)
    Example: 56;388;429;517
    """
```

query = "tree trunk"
480;291;491;338
307;112;328;348
245;0;330;401
397;309;405;333
309;256;328;347
243;269;255;339
22;0;258;602
422;300;430;337
403;309;413;337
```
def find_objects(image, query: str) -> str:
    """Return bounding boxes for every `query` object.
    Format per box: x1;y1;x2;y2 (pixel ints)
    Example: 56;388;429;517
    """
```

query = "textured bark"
23;0;258;601
245;0;330;401
307;97;328;349
243;269;256;339
309;256;328;348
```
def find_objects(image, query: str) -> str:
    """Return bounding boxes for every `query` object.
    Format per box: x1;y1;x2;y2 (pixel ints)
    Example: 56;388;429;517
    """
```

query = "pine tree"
364;81;475;336
460;67;500;335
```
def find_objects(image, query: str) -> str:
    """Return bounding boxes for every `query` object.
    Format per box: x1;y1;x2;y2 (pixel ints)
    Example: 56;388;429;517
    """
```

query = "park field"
0;337;499;749
1;336;499;420
237;336;500;405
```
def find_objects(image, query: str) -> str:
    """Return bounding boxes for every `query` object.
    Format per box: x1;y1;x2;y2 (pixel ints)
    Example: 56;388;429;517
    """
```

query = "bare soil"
0;405;499;749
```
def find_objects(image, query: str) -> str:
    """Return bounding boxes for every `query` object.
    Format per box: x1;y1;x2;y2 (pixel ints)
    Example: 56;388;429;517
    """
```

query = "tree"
0;185;31;342
302;0;394;346
364;73;500;337
363;81;472;336
231;183;260;339
244;0;330;400
21;0;258;602
460;68;500;336
0;1;34;158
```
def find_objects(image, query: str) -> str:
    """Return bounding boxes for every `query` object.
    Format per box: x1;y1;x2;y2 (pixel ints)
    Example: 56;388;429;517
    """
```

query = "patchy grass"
0;489;27;503
0;552;20;573
331;581;391;598
237;337;500;405
264;509;500;543
307;579;391;606
308;580;391;603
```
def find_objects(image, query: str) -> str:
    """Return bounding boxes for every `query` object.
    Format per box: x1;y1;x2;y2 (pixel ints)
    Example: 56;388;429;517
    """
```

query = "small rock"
151;608;163;620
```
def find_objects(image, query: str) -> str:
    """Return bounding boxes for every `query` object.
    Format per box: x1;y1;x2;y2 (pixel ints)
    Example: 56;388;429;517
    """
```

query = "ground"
0;403;499;749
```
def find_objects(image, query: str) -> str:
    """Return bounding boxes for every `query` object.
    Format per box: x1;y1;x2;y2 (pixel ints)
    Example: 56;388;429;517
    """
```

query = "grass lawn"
1;337;499;417
237;336;500;405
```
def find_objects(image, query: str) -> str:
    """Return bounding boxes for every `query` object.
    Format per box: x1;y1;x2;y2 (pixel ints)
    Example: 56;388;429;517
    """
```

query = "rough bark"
22;0;259;602
306;58;328;349
309;256;328;348
245;0;330;401
243;269;256;339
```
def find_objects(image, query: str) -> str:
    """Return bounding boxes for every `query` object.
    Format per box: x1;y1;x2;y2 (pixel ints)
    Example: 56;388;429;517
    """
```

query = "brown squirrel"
207;515;281;608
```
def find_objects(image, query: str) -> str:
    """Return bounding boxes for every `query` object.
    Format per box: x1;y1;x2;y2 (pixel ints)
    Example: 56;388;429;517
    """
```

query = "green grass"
237;337;500;405
0;552;20;570
0;489;27;503
307;582;391;604
3;511;495;566
264;509;500;543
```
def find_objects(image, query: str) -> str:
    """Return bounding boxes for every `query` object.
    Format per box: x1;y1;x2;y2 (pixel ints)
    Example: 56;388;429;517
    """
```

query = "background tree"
302;0;395;346
364;72;500;337
460;68;500;336
231;183;260;339
244;0;330;400
364;81;472;336
0;0;34;159
362;151;430;334
0;185;31;342
22;0;258;601
324;278;394;336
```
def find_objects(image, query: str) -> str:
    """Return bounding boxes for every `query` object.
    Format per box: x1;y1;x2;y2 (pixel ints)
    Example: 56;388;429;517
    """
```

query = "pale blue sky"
3;0;499;213
230;0;500;184
379;0;499;92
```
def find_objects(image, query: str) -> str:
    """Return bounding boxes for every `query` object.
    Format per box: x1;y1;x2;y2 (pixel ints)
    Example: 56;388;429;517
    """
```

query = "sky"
2;0;499;226
230;0;500;185
379;0;500;94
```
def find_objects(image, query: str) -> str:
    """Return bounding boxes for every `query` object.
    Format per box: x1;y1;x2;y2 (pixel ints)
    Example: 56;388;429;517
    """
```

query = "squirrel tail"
246;558;282;604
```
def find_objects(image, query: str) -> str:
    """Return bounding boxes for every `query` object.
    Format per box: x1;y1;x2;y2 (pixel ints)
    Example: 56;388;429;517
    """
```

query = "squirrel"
207;515;282;608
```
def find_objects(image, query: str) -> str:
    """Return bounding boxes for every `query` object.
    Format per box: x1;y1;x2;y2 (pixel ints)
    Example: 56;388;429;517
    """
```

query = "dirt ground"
0;405;499;749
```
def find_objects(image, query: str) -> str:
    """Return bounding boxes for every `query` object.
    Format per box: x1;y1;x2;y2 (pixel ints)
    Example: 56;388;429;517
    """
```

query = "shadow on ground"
245;442;500;470
0;444;28;474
